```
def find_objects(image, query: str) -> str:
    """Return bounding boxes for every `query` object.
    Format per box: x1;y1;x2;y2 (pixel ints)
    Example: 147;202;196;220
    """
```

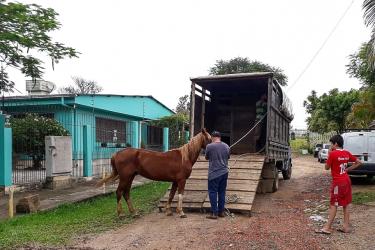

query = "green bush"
150;114;189;148
11;114;69;168
290;138;310;153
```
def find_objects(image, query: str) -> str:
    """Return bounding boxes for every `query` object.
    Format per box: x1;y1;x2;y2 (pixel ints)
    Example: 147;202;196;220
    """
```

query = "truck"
189;72;294;190
159;72;294;214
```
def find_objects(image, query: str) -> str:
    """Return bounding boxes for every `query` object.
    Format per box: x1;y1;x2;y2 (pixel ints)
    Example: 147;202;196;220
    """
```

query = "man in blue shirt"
205;131;230;219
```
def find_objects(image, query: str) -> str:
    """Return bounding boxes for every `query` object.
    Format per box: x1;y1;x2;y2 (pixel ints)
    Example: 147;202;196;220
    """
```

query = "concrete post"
0;114;12;187
163;127;169;152
131;121;140;148
83;125;93;177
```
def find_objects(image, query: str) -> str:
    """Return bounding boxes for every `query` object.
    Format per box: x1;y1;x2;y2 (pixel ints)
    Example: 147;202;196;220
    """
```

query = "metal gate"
144;125;163;151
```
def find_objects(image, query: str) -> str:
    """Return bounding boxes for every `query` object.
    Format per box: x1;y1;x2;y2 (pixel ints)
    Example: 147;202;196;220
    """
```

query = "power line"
286;0;356;93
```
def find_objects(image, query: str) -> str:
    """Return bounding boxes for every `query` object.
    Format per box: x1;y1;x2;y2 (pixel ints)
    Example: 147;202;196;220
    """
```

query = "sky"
6;0;372;129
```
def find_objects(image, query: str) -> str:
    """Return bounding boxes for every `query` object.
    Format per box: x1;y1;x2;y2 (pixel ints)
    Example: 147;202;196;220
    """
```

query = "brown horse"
97;128;211;218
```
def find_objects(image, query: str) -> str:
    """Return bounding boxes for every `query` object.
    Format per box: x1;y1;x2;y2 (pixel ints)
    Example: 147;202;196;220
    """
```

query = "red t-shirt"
326;149;357;181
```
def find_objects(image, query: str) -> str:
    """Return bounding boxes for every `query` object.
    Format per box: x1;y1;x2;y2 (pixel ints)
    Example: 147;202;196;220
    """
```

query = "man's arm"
205;146;210;160
325;148;333;170
324;163;331;170
346;159;362;172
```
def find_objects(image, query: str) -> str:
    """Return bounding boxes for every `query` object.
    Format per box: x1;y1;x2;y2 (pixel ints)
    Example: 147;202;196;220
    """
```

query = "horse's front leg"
166;182;177;216
176;179;187;218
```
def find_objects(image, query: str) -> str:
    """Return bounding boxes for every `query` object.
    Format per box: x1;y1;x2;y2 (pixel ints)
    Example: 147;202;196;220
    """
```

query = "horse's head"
200;128;211;149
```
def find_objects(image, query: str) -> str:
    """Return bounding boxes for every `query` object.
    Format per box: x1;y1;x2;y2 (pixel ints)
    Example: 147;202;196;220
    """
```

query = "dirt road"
77;155;375;250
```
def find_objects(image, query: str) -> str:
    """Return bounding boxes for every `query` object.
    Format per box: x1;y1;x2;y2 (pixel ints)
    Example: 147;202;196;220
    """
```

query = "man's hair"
329;134;344;148
211;131;221;138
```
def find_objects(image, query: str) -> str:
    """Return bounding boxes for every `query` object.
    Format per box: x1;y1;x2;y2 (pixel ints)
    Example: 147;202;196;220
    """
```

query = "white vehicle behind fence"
342;130;375;178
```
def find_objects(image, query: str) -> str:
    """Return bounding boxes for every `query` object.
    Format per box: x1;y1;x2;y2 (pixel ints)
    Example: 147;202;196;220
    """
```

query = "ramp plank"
158;154;265;214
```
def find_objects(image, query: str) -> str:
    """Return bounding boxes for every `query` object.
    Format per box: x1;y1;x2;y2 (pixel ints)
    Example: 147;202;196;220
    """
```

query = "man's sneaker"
218;211;225;217
206;213;218;219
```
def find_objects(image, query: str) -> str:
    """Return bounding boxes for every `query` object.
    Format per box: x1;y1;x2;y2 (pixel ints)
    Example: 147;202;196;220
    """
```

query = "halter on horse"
97;128;211;218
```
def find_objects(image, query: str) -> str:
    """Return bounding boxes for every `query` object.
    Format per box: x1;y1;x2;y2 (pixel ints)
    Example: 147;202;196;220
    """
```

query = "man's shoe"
218;212;225;217
206;214;218;219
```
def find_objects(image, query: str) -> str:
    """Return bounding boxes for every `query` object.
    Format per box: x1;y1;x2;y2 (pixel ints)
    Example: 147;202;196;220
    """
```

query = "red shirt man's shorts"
326;149;357;207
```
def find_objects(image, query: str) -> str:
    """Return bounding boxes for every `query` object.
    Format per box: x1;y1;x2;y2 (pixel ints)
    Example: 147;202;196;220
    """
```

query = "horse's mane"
179;133;204;164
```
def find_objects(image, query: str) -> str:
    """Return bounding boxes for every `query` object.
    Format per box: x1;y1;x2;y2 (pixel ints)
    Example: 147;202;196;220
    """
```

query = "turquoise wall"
74;95;173;120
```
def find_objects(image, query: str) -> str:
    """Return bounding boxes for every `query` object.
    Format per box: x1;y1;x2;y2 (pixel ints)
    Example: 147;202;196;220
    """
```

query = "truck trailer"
159;72;294;214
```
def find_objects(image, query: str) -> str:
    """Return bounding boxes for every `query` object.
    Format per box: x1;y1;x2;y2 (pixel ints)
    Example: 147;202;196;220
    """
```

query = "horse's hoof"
166;211;173;216
180;214;187;218
118;214;126;219
132;212;140;218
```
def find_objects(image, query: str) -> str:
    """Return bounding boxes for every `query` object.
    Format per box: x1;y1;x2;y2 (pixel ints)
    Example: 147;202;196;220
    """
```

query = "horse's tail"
96;154;119;187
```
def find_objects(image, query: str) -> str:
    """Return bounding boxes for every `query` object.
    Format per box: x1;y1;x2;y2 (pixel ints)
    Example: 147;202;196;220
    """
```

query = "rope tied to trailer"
225;194;239;203
229;112;267;149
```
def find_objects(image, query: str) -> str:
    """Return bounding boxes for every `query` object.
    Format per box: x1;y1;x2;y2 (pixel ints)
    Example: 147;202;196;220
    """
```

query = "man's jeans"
208;173;228;215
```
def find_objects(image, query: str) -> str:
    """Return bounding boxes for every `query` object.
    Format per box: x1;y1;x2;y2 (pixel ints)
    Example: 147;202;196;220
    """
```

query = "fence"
308;131;337;150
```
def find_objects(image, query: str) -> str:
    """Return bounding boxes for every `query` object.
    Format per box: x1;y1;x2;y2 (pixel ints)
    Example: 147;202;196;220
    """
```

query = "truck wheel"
282;166;292;180
272;175;279;192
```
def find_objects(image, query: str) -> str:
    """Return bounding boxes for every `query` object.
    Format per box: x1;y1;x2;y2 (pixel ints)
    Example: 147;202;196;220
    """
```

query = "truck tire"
282;165;292;180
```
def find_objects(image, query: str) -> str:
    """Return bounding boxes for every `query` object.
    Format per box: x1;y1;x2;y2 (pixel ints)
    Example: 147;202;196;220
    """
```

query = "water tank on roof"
26;79;56;95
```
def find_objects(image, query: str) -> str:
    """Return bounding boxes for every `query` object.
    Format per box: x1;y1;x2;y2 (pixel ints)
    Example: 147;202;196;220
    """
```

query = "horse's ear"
201;128;207;134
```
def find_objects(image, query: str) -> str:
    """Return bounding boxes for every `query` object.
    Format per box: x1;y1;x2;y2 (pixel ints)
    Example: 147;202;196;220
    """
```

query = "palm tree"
363;0;375;69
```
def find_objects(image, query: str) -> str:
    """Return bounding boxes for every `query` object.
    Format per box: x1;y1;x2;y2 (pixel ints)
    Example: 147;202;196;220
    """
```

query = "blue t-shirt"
205;142;230;180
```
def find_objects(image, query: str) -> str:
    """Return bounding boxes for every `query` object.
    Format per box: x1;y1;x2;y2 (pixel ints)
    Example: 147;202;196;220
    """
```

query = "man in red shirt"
316;135;361;234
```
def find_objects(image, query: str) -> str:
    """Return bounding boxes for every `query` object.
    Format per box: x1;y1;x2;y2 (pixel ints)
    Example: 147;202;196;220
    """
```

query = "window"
96;117;126;143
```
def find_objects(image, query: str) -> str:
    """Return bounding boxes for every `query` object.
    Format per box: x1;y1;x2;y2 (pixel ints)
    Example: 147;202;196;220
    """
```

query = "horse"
97;128;211;218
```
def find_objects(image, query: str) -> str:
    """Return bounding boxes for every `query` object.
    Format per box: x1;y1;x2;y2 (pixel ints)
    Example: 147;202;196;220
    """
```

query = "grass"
0;182;170;249
290;138;310;152
352;191;375;205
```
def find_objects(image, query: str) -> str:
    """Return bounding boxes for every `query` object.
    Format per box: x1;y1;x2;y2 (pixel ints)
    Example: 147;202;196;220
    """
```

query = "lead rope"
224;113;267;217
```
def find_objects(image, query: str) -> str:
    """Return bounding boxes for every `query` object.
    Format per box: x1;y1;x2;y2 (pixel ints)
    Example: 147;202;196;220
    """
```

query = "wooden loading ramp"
158;154;265;215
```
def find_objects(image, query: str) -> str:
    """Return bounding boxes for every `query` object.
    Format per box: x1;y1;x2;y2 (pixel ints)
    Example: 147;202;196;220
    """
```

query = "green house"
3;94;174;178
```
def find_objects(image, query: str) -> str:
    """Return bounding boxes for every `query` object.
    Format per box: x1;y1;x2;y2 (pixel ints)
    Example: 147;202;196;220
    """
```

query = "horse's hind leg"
165;182;177;216
176;180;187;218
116;182;125;217
123;174;137;216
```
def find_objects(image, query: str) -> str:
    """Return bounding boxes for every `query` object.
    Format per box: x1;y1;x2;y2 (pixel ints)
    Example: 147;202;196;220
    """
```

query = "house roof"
3;94;174;120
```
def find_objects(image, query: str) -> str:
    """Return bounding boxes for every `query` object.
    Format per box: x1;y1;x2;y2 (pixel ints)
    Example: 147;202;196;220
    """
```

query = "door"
367;134;375;163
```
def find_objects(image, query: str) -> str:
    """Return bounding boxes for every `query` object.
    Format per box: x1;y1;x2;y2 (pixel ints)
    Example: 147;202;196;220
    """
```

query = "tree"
304;89;360;134
175;95;190;117
0;0;78;90
58;76;103;94
346;88;375;128
346;42;375;128
209;57;288;86
346;43;375;88
363;0;375;70
0;66;14;94
150;114;189;148
11;114;69;168
303;90;320;114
